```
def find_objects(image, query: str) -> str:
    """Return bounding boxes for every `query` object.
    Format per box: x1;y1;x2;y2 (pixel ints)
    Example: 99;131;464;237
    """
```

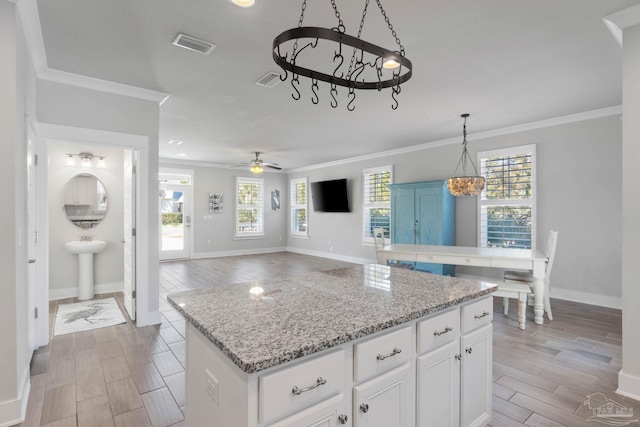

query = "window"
290;177;308;237
363;165;393;243
478;144;536;249
236;177;264;237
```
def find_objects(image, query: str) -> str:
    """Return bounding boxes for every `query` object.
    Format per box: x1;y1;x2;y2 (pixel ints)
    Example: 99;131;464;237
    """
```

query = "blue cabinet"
389;180;455;275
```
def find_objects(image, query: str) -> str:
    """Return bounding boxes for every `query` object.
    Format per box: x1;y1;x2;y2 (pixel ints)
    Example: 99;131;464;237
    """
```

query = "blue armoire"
389;180;455;275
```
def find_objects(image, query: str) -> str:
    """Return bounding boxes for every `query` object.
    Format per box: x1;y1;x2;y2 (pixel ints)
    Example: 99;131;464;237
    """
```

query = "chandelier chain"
347;0;371;78
330;0;346;32
376;0;405;55
298;0;306;28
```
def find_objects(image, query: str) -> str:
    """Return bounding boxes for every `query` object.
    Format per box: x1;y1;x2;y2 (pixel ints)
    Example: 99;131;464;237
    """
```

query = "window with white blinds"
363;165;392;243
290;177;308;237
236;177;264;236
477;144;536;249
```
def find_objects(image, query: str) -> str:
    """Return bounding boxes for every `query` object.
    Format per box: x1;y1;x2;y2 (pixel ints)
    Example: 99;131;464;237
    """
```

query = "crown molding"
604;3;640;47
16;0;169;104
288;105;623;173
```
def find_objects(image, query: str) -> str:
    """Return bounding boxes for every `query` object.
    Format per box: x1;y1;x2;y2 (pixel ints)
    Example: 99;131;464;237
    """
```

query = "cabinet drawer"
268;393;346;427
415;254;491;267
354;326;412;382
461;297;493;334
259;350;344;424
417;308;460;355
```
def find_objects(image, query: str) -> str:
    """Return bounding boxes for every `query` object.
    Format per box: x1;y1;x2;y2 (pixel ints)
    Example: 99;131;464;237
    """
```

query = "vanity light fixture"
446;114;485;197
65;152;107;169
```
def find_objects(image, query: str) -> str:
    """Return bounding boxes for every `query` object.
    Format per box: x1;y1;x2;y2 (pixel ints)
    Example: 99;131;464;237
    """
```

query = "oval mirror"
63;173;108;229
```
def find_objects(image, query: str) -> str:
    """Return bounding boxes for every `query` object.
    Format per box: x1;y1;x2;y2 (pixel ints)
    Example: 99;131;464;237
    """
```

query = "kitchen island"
168;264;497;427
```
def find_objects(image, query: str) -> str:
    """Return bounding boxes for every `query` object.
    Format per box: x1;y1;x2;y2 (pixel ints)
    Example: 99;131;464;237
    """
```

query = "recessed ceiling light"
168;140;183;145
230;0;255;7
178;153;187;157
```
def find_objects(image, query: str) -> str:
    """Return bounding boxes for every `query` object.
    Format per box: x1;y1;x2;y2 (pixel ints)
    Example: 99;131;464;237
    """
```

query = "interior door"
159;181;192;260
26;129;37;355
123;150;136;320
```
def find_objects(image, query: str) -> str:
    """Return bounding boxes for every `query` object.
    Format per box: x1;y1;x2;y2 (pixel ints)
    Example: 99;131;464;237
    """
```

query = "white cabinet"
460;325;492;427
416;298;493;427
64;175;93;206
269;394;348;427
417;341;460;427
353;364;411;427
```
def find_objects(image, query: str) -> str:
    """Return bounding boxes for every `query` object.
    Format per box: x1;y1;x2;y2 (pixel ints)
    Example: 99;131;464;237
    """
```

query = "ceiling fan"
233;152;282;174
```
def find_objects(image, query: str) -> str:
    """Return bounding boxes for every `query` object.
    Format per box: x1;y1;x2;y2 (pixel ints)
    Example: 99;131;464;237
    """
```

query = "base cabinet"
353;364;411;427
185;296;493;427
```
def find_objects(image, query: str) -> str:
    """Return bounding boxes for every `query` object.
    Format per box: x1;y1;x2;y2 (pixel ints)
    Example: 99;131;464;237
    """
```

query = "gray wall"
160;162;288;256
48;142;125;297
287;115;622;306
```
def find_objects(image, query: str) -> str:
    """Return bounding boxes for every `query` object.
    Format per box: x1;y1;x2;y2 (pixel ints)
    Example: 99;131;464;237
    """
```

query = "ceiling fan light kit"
234;152;282;175
272;0;412;111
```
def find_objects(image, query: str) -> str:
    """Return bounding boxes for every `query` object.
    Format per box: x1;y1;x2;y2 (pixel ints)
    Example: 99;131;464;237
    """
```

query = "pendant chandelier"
446;114;486;197
272;0;412;111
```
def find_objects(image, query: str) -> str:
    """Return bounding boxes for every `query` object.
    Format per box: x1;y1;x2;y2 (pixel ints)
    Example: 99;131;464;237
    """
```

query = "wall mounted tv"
311;179;350;212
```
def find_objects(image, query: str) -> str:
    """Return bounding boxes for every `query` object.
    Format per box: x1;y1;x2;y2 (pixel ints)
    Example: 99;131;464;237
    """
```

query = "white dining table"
381;244;548;324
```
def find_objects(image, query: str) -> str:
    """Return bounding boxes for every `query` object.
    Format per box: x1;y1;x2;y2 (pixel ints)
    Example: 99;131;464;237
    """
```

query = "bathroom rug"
54;297;127;336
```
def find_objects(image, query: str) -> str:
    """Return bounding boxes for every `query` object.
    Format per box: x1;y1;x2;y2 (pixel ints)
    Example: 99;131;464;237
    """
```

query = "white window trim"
362;165;393;245
235;176;265;239
290;177;309;238
477;144;537;250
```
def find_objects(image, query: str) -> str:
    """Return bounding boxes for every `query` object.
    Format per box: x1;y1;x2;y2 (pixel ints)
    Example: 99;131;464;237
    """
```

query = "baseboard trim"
49;281;124;301
286;247;372;265
617;370;640;401
191;247;287;259
549;287;621;309
0;365;30;427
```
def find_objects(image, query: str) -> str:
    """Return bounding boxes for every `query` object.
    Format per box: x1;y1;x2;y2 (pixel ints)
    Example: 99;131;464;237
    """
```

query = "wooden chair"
372;228;414;269
503;229;558;320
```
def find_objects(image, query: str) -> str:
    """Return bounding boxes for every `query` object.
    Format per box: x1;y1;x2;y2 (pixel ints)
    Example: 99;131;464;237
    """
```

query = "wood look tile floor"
19;252;638;426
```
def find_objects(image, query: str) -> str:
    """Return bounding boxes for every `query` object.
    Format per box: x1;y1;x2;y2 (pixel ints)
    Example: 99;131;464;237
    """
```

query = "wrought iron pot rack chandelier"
272;0;412;111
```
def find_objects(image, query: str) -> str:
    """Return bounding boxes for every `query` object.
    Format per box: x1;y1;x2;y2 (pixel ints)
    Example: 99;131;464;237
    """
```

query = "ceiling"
36;0;637;170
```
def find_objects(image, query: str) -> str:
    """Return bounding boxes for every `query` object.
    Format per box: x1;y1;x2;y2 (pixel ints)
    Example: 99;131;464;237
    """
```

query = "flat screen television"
311;178;350;212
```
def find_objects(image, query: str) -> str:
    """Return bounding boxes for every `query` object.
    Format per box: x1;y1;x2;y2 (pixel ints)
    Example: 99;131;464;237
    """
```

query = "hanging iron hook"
347;87;356;111
391;84;401;110
291;75;301;101
311;79;319;104
330;84;338;108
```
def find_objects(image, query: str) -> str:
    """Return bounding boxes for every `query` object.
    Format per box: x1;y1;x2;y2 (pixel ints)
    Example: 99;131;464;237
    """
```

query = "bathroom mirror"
63;173;108;229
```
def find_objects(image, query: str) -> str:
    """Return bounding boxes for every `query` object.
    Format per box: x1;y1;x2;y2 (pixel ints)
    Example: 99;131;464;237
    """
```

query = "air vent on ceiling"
172;33;215;55
256;72;282;88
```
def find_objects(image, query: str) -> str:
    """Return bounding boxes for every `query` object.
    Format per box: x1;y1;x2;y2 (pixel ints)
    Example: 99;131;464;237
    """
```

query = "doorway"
159;168;193;261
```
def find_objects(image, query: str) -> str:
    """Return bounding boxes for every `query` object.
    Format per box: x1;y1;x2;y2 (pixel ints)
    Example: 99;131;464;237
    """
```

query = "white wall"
160;162;288;257
48;142;125;299
620;19;640;400
287;115;623;306
0;1;36;424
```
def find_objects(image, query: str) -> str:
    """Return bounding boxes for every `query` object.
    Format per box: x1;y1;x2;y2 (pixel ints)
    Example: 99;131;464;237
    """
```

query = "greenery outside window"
236;177;264;237
290;177;308;237
477;144;536;249
363;165;393;244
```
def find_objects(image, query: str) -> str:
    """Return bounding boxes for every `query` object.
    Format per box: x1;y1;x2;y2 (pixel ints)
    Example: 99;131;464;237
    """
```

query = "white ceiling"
36;0;637;170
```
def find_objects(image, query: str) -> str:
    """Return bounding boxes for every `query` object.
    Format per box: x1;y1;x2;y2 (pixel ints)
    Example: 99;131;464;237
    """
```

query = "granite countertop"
167;264;497;374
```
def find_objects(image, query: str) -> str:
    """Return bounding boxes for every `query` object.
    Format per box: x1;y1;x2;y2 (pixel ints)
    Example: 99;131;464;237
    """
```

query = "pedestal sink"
65;240;107;300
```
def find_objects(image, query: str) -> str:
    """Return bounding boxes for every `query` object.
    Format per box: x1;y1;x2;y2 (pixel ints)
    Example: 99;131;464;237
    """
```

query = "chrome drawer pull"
474;311;490;319
291;377;326;395
360;403;370;413
434;326;453;336
338;414;348;424
377;347;402;360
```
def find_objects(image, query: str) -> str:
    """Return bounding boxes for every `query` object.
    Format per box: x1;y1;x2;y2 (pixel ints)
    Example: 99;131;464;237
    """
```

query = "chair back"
372;228;387;264
544;230;558;282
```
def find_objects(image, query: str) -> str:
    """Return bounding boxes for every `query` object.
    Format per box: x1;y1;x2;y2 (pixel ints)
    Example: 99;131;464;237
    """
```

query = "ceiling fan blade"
264;164;282;170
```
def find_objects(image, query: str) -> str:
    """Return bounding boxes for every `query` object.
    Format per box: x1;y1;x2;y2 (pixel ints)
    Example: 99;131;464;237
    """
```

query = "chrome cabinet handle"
474;311;490;319
377;347;402;360
338;414;348;424
291;377;326;395
455;353;462;361
466;347;473;354
360;403;369;413
434;326;453;336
